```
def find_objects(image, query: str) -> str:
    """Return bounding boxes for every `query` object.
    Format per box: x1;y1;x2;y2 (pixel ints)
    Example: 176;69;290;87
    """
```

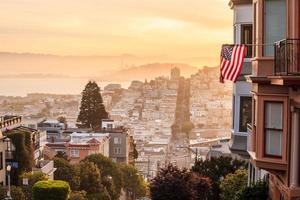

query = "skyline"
0;0;232;67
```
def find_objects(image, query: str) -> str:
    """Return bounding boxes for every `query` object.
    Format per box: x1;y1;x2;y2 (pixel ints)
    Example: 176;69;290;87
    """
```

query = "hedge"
32;180;71;200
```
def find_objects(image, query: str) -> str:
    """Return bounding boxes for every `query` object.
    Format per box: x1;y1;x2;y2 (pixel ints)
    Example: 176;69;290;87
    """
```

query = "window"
253;2;257;57
114;137;121;144
239;97;252;132
264;102;283;157
107;124;113;129
70;149;79;158
264;0;286;56
241;24;253;58
114;147;121;154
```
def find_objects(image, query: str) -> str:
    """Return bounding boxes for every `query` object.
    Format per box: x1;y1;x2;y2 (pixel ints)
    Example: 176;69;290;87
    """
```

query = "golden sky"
0;0;232;66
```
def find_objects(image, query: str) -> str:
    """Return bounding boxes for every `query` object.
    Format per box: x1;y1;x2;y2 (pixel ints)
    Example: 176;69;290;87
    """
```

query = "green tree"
77;81;108;129
220;169;248;200
54;157;80;190
120;164;147;199
237;180;268;200
192;156;247;199
83;154;123;200
79;161;105;194
5;129;34;185
150;164;211;200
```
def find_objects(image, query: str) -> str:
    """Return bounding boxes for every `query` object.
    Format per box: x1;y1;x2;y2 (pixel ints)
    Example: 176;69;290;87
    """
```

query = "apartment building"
67;132;110;164
245;0;300;199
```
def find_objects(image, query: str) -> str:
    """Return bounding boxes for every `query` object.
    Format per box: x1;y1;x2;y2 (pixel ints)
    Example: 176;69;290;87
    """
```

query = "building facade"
246;0;300;199
229;0;253;157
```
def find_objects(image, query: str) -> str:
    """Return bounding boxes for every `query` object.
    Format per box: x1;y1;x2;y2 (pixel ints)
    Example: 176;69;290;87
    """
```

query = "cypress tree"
77;81;108;129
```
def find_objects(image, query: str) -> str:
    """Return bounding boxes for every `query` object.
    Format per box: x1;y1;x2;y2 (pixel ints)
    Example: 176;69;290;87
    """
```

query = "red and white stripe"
220;45;246;83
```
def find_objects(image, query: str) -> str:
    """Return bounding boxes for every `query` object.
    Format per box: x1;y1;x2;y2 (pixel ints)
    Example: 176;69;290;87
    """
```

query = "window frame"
241;24;253;58
263;100;284;158
70;149;79;158
239;96;252;132
113;147;121;154
114;137;121;144
263;0;287;57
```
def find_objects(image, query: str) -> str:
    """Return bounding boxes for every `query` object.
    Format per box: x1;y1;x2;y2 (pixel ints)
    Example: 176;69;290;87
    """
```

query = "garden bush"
32;180;70;200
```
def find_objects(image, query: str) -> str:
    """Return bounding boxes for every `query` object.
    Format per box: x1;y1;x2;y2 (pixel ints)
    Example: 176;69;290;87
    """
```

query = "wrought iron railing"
275;39;300;75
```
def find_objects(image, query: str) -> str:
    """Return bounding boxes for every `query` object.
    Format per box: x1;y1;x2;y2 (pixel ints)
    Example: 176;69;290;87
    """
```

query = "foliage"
32;180;71;200
83;154;123;200
181;121;194;134
77;81;108;129
79;161;104;194
57;116;67;129
237;180;268;200
69;191;88;200
0;184;25;200
11;186;26;200
150;164;211;200
120;164;147;199
21;171;48;199
133;143;139;159
189;172;212;200
55;151;68;160
220;169;248;200
0;185;6;199
86;191;111;200
54;157;80;190
192;156;247;199
6;129;34;185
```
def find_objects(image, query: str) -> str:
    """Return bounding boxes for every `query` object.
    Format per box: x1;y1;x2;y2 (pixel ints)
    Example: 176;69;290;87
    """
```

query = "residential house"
246;0;300;199
228;0;253;157
67;132;110;164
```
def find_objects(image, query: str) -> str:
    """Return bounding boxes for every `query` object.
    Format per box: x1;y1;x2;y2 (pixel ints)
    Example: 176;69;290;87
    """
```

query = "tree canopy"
192;156;247;199
77;81;108;129
120;164;147;199
150;164;211;200
83;154;123;200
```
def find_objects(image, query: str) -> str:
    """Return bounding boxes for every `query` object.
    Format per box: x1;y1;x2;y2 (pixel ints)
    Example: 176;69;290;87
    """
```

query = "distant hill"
98;63;200;81
0;52;170;77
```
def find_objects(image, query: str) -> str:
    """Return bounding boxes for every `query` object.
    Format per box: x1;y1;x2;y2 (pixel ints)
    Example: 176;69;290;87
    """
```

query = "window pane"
266;130;282;156
241;25;253;57
264;0;286;56
239;97;252;132
265;102;283;129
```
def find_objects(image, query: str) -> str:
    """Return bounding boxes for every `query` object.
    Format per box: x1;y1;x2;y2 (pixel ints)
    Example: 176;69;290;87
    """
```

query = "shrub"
32;180;70;200
220;169;248;200
237;180;268;200
69;191;87;200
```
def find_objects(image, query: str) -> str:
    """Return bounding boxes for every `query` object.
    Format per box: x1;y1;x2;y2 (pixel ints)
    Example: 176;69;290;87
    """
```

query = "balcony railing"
247;123;253;152
275;39;300;75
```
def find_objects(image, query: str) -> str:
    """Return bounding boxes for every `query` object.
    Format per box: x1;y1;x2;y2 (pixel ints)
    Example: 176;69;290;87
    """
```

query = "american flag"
220;44;246;83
